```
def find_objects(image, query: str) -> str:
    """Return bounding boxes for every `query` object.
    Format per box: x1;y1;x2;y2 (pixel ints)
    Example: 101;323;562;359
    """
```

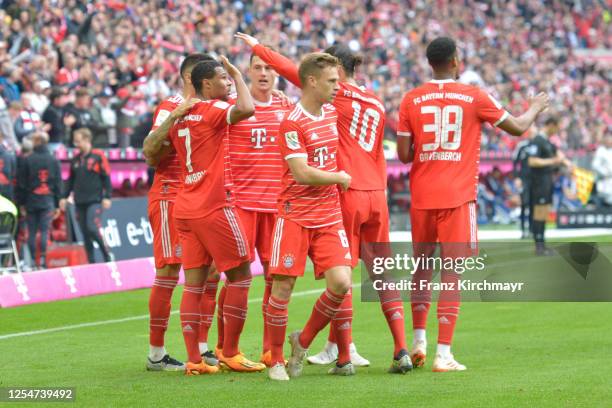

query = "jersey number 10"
349;101;380;153
421;105;463;152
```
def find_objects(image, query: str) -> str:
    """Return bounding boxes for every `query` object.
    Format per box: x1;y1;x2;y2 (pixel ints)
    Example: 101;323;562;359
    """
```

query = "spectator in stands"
17;131;61;269
13;94;45;142
592;133;612;206
66;88;107;146
42;87;75;148
0;65;21;103
90;88;118;147
60;128;113;263
0;94;18;150
0;131;16;200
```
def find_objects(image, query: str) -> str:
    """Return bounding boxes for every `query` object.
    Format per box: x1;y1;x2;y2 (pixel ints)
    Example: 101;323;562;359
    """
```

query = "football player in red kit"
236;32;410;373
142;53;215;371
397;37;549;371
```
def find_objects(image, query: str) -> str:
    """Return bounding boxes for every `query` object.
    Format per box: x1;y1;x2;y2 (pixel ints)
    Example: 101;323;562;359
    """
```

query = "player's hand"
219;56;242;79
271;89;293;107
235;32;259;48
529;92;550;113
102;198;112;210
337;170;351;192
171;96;199;120
59;198;67;212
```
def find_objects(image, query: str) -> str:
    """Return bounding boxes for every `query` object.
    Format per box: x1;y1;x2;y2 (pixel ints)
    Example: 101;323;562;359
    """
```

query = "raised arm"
497;93;550;136
220;56;255;124
143;97;199;166
235;32;302;87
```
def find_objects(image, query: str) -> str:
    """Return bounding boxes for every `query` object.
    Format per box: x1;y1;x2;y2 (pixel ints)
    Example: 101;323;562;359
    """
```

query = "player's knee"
225;261;251;282
184;266;208;286
271;275;295;300
156;263;180;278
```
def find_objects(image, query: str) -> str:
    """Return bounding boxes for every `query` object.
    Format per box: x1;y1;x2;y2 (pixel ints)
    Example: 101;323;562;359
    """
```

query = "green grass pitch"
1;235;611;407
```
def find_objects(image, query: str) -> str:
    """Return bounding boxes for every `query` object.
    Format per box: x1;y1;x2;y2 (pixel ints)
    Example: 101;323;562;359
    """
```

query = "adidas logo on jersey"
248;115;257;121
438;316;450;324
183;324;193;332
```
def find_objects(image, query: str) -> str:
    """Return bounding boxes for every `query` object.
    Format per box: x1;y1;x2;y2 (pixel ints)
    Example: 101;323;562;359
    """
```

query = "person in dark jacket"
59;127;113;263
0;135;17;200
17;132;62;268
41;87;76;147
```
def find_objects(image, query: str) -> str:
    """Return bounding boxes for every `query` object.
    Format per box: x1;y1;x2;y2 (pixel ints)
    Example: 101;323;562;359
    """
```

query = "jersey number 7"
178;128;193;172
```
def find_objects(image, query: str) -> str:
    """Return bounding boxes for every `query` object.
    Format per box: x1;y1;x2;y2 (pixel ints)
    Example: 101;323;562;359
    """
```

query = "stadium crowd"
0;0;610;152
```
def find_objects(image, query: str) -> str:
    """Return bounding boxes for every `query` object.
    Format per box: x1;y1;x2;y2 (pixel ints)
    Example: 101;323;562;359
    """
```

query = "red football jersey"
148;94;184;201
252;45;387;190
277;103;343;228
398;79;509;209
228;96;291;212
169;99;235;219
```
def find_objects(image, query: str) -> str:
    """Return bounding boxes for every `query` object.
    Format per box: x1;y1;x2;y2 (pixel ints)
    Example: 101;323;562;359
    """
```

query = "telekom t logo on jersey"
251;128;275;149
314;146;335;168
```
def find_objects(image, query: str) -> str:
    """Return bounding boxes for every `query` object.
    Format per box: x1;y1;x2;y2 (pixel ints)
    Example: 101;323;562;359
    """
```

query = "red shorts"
340;189;389;268
410;201;478;258
148;198;181;269
175;207;251;271
268;218;352;279
235;208;276;263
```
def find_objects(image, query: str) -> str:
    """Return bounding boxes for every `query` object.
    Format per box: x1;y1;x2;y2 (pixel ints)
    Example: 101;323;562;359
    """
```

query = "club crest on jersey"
285;131;300;150
282;253;295;269
175;244;182;258
329;125;338;136
310;132;319;141
276;112;285;121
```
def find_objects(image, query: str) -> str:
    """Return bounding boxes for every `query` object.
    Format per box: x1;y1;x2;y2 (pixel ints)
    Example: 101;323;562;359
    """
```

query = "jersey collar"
298;102;325;121
429;79;455;84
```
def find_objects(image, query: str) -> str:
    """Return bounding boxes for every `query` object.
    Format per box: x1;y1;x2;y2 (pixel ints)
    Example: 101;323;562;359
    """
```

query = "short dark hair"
426;37;457;69
74;127;92;142
544;117;559;127
298;53;339;85
180;53;215;78
190;60;224;94
324;43;363;77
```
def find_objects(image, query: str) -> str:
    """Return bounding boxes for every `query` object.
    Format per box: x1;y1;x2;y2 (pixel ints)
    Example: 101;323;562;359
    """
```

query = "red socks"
216;284;227;350
180;284;204;363
222;277;251;357
262;274;273;352
199;275;220;344
378;288;407;355
411;268;433;330
437;271;461;345
299;289;345;350
149;276;178;347
331;289;352;365
266;295;289;365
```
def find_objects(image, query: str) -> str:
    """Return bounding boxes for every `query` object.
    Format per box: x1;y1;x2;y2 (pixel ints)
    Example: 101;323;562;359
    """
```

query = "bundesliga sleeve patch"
154;109;171;126
285;131;300;150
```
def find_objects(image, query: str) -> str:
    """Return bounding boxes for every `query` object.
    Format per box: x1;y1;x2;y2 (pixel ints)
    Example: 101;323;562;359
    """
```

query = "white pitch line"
0;284;361;341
